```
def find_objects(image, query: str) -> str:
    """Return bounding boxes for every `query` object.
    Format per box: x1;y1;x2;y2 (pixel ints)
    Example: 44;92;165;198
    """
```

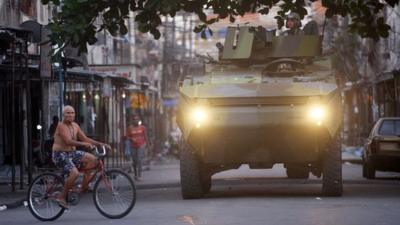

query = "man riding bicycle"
52;105;110;209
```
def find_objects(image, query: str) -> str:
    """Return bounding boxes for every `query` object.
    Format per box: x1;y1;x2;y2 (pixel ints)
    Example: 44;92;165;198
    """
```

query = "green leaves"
385;0;399;7
320;0;399;41
258;7;269;15
150;28;161;39
41;0;399;54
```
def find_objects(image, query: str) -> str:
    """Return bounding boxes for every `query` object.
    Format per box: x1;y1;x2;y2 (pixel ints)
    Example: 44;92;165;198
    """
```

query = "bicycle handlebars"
93;145;107;157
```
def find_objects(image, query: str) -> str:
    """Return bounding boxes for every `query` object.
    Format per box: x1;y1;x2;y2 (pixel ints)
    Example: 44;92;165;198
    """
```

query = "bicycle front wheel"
93;169;136;219
27;173;65;221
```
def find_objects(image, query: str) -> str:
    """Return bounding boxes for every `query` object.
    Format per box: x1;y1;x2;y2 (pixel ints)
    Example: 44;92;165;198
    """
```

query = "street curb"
0;198;26;211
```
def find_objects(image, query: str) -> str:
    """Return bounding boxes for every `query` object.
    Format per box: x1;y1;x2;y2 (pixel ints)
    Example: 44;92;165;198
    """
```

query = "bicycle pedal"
67;192;80;206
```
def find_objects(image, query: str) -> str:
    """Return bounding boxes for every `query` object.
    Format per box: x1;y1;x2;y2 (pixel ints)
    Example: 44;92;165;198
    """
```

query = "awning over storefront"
375;71;396;83
65;68;135;85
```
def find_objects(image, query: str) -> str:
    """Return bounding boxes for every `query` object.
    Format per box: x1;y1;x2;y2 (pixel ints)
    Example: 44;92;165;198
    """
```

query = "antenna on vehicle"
322;18;327;38
233;24;240;49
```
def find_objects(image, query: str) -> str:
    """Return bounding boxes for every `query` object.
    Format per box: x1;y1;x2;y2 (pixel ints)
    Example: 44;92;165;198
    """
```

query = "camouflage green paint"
177;26;342;165
222;26;321;60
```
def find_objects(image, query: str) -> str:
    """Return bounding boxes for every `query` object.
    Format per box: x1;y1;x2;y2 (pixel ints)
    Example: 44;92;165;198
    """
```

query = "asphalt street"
2;163;400;225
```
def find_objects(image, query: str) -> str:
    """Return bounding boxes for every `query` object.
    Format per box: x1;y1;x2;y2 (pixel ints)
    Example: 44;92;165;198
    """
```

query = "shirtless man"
52;105;110;208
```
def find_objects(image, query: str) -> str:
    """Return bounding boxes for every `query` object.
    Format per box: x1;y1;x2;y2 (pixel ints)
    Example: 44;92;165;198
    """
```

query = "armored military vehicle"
177;25;342;199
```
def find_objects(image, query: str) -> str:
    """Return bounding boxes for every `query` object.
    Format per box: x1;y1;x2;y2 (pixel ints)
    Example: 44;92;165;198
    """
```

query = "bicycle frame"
77;157;113;193
42;175;64;200
44;151;110;199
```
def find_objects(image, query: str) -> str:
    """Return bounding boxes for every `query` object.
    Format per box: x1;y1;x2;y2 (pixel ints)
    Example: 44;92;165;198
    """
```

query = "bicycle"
27;146;136;221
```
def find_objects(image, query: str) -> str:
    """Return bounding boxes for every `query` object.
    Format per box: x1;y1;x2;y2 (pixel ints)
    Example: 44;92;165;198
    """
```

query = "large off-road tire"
180;142;204;199
362;158;376;179
286;167;310;179
322;135;343;197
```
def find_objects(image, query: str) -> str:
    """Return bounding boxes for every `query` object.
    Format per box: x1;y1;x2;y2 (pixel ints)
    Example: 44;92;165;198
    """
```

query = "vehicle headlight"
308;105;327;126
191;107;208;128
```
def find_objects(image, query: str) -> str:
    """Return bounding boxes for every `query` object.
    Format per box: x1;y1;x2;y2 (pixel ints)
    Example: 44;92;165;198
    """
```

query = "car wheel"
363;158;375;179
180;141;204;199
322;134;343;197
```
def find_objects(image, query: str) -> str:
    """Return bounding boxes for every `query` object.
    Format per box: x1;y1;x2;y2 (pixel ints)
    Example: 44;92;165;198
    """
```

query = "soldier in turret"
282;12;304;36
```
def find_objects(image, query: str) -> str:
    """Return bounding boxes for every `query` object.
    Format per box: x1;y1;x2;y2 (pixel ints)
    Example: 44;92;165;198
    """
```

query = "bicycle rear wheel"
27;173;65;221
93;169;136;219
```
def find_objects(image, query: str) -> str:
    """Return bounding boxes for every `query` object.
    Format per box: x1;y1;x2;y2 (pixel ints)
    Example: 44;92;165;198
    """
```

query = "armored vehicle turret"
177;25;342;199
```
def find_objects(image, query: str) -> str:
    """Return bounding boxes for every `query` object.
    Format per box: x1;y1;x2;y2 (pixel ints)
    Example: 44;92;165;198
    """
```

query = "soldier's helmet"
286;12;302;28
287;12;301;21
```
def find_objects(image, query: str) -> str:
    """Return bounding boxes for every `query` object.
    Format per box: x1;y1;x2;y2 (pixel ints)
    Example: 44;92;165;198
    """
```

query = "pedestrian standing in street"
124;114;150;181
52;105;110;209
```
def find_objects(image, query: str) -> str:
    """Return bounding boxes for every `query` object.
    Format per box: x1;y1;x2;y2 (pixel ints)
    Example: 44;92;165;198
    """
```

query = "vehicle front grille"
208;96;308;106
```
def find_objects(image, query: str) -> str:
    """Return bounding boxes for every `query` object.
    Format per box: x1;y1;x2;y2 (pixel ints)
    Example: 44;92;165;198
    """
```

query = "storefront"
0;26;35;191
375;71;400;118
343;70;400;146
52;69;134;169
1;26;133;192
342;81;374;146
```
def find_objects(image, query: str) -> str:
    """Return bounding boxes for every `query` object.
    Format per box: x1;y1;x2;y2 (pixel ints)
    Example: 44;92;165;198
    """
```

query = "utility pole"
58;55;64;119
189;16;193;59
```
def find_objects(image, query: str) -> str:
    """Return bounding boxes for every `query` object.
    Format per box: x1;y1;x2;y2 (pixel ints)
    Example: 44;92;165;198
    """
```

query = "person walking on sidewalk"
124;114;150;181
52;105;110;209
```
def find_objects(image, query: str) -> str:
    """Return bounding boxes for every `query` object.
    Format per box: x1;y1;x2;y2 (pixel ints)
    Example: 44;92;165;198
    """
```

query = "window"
378;120;400;136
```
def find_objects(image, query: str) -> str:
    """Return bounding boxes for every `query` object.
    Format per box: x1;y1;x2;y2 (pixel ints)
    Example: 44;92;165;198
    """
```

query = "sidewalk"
0;186;27;211
342;145;363;164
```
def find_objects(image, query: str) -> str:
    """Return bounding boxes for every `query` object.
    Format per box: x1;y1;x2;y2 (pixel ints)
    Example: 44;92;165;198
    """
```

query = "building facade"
333;5;400;145
0;1;132;191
